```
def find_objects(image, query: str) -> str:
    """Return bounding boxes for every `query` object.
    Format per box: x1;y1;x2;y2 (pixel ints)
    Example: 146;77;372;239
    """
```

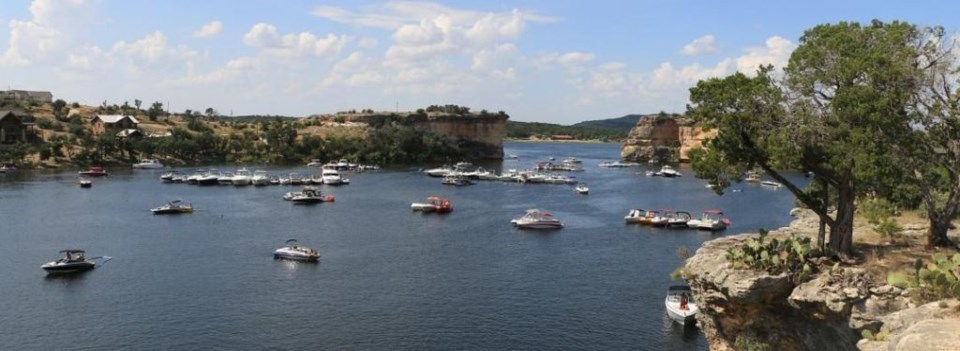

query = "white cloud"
192;20;223;39
242;23;351;58
736;36;795;75
681;35;718;56
358;37;379;49
0;0;95;66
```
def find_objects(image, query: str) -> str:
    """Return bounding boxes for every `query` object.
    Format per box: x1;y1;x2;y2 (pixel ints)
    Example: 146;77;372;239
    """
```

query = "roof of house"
95;114;140;124
0;110;35;124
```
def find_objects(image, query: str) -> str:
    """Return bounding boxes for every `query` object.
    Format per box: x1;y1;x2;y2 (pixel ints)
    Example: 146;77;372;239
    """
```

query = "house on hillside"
0;90;53;104
92;114;139;136
0;110;36;144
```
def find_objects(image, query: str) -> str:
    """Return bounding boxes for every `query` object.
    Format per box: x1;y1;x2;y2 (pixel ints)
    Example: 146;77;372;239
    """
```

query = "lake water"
0;141;803;350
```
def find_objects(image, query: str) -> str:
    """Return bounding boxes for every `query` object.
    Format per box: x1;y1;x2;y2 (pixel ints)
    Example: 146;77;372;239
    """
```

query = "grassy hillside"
571;114;643;131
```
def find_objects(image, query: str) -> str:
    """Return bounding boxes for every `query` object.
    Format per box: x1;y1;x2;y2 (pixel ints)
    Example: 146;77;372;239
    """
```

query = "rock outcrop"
619;114;711;162
685;208;960;351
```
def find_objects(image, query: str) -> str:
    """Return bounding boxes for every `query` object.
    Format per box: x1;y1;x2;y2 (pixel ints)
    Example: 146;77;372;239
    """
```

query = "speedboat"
289;186;334;204
665;285;698;326
574;183;589;194
648;165;681;177
411;196;452;213
599;161;640;168
505;154;519;160
251;170;269;186
649;210;675;226
563;157;582;164
624;209;647;224
0;163;16;173
268;176;280;185
511;209;564;229
41;250;97;274
197;169;220;185
289;173;304;185
151;199;194;214
79;166;108;177
688;210;730;231
232;168;252;186
441;175;474;186
218;171;235;185
336;159;350;170
321;169;343;185
310;173;324;185
79;177;92;188
668;211;693;227
133;159;165;169
186;169;205;184
306;159;324;167
160;171;178;182
761;180;782;188
274;239;319;262
424;165;454;177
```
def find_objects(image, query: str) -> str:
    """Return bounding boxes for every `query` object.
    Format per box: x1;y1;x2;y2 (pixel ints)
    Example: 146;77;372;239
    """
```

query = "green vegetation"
506;121;626;141
725;229;815;283
687;20;957;258
571;114;644;131
733;335;771;351
887;253;960;303
860;198;904;241
861;326;891;341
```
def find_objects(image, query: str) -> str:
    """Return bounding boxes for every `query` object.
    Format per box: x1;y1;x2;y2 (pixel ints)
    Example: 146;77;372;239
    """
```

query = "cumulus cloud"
0;0;95;66
242;23;350;58
681;34;718;56
192;20;223;39
736;36;795;75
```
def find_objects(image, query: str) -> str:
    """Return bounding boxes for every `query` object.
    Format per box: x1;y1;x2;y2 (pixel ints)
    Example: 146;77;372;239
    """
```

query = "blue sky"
0;0;957;124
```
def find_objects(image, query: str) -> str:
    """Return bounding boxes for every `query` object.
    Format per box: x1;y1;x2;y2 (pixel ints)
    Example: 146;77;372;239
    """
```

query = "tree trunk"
927;214;955;248
818;218;827;254
829;181;856;258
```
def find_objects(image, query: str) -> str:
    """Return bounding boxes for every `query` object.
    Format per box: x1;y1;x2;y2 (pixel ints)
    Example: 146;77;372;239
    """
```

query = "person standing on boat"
680;293;688;311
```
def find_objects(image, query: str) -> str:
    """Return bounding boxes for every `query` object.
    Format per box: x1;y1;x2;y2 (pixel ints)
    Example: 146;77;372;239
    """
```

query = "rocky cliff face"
329;112;508;159
684;209;960;351
620;114;709;162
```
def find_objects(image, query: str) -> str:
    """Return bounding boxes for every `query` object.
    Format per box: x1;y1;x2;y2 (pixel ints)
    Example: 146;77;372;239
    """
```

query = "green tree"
205;107;217;119
687;21;921;258
147;101;164;121
894;25;960;248
52;99;67;121
134;99;142;113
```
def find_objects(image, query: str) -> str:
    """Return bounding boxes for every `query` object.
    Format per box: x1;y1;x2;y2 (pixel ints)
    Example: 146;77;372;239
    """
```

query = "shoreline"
505;138;619;144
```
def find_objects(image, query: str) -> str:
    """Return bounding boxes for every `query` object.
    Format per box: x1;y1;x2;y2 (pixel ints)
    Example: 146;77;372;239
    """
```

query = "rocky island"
619;113;714;163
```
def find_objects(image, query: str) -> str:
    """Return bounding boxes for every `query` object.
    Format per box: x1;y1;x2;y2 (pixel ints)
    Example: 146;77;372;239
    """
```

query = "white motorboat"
310;173;325;185
0;163;16;173
563;157;582;164
574;183;589;194
79;177;92;188
289;173;304;185
689;210;730;231
441;175;474;186
232;168;252;186
218;171;235;185
41;250;97;274
505;154;519;160
668;211;693;227
336;159;351;170
274;239;319;262
289;186;333;204
151;199;194;214
599;161;640;168
269;176;280;185
411;196;453;213
306;159;324;167
321;169;343;185
197;170;220;185
745;171;761;183
761;180;782;188
624;209;648;224
160;171;178;182
648;165;681;177
544;174;576;184
186;169;204;184
251;170;269;186
511;209;564;229
424;165;454;177
665;285;698;326
133;159;165;169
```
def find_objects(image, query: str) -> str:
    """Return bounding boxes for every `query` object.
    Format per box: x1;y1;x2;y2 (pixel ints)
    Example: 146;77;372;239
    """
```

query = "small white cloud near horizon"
192;20;223;39
681;35;718;56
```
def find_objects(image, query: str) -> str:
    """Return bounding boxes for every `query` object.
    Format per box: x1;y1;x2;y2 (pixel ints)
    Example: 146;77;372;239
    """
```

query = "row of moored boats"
160;168;350;186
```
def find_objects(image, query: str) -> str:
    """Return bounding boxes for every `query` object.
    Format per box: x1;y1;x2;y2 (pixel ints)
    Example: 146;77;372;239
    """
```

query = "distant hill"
572;114;643;131
506;121;627;141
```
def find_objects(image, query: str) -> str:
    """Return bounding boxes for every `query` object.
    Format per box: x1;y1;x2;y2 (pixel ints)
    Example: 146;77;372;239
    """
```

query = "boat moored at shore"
665;285;698;326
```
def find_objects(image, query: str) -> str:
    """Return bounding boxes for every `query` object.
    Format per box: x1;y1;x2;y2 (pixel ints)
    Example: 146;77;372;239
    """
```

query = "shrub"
886;253;960;302
725;229;815;283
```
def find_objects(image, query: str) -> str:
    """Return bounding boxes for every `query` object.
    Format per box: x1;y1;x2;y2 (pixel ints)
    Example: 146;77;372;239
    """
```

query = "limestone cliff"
684;209;960;351
619;114;710;162
317;111;508;160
